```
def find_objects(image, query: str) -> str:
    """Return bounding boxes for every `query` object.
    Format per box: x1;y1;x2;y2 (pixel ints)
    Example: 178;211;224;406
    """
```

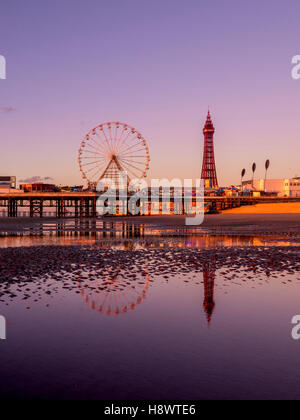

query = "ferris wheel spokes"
79;122;150;188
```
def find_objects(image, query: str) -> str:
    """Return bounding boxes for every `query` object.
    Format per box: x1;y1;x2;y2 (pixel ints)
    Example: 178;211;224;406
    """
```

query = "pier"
1;191;299;218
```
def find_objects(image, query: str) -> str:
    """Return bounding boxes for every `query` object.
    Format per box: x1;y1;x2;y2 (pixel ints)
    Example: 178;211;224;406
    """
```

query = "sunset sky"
1;0;300;187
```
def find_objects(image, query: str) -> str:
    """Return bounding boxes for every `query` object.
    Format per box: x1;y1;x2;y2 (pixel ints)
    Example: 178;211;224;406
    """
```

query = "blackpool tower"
201;111;218;188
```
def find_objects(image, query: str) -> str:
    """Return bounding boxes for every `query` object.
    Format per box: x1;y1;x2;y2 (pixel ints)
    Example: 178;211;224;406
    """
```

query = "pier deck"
0;192;299;218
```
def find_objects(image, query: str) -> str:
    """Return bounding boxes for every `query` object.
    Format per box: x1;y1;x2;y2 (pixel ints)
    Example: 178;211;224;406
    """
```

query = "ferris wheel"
78;122;150;188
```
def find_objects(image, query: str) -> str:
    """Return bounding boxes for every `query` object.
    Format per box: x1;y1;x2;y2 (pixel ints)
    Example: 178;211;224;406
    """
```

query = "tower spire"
201;110;218;188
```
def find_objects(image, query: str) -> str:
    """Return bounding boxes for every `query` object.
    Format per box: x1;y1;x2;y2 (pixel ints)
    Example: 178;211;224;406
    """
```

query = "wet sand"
1;244;299;300
1;242;300;400
0;211;300;237
1;209;300;400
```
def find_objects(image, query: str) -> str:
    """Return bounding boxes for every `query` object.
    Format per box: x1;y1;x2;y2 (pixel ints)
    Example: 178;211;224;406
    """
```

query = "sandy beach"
222;202;300;214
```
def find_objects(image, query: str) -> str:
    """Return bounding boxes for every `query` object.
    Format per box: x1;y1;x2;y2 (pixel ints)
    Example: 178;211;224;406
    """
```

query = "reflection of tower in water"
202;259;216;324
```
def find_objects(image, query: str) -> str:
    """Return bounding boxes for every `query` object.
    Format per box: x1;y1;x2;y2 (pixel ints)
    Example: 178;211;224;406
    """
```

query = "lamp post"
252;163;256;188
241;168;246;192
264;159;270;193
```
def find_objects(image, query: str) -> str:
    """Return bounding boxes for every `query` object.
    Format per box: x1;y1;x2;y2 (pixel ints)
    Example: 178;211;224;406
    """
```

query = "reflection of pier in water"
0;219;296;248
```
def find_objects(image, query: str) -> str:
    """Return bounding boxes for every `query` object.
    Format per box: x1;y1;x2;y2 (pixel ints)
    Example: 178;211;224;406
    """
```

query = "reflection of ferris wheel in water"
79;269;150;316
78;122;150;188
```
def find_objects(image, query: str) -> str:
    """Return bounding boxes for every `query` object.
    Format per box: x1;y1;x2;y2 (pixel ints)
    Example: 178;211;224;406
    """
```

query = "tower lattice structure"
201;111;218;188
203;259;216;324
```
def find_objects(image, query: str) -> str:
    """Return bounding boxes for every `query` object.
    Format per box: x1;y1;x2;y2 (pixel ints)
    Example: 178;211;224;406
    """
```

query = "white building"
0;176;24;194
243;178;300;197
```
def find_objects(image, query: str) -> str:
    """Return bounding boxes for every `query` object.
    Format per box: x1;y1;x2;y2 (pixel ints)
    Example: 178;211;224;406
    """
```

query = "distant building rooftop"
20;182;57;192
242;178;300;198
0;176;16;189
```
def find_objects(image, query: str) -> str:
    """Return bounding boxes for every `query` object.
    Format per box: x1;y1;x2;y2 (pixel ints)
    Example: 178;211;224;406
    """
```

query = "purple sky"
1;0;300;187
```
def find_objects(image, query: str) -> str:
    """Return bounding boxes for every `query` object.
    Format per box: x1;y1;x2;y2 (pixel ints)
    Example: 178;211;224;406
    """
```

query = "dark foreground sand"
0;244;299;291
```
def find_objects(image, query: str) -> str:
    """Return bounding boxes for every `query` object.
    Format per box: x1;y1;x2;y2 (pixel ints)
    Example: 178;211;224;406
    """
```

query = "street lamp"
265;159;270;192
241;168;246;191
252;163;256;188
